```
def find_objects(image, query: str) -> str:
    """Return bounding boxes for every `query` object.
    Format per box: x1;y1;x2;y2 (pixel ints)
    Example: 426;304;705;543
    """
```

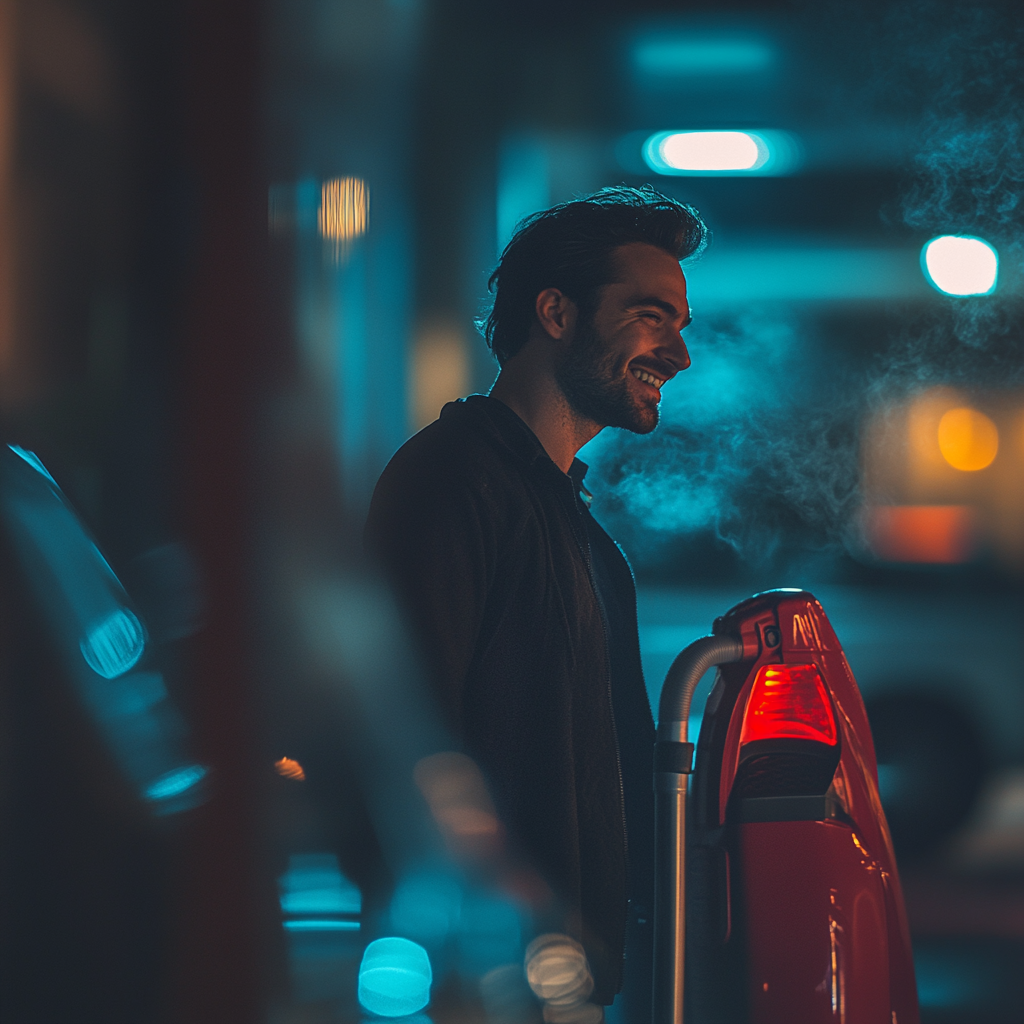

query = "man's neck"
489;365;601;474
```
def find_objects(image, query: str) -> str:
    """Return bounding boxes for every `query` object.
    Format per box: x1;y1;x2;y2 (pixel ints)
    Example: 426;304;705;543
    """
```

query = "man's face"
555;242;691;434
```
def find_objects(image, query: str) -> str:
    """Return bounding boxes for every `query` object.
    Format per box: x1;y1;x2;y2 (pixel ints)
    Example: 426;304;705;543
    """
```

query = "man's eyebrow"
626;295;692;327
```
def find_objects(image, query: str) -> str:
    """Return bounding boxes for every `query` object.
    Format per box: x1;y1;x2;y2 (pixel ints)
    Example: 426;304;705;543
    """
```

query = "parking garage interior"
0;2;1022;1022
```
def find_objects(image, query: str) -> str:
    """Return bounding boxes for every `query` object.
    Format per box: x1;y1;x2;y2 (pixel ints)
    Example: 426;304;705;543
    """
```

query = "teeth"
631;368;665;389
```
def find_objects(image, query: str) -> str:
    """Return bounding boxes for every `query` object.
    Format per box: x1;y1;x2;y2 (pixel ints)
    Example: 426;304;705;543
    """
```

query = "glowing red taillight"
739;663;838;746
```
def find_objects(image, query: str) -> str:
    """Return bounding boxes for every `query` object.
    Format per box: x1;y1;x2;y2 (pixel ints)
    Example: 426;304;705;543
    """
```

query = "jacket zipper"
570;487;629;944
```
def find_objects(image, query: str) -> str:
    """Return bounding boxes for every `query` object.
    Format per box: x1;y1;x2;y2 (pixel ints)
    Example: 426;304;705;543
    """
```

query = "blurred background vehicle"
0;1;1021;1022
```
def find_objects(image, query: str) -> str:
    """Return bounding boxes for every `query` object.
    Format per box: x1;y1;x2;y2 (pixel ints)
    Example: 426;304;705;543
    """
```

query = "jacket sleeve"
365;452;502;737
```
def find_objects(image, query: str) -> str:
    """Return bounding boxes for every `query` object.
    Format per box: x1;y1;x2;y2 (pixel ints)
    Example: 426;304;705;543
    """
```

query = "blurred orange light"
865;505;976;563
937;407;998;471
434;805;500;838
413;752;503;859
318;176;369;245
274;756;305;781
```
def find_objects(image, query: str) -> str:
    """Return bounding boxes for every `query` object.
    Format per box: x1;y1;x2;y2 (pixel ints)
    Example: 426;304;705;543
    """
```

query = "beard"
554;316;659;434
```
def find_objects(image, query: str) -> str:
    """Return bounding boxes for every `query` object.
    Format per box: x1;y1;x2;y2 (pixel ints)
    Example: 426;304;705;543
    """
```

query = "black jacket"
365;395;653;1002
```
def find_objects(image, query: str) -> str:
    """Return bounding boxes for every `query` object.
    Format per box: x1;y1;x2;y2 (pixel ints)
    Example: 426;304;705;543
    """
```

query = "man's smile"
630;367;666;390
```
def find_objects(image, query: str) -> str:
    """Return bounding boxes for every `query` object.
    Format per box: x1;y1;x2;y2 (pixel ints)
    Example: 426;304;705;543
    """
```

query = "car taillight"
739;664;838;747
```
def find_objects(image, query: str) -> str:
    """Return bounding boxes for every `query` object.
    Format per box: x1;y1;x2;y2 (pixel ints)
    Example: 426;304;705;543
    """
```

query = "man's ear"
534;288;577;343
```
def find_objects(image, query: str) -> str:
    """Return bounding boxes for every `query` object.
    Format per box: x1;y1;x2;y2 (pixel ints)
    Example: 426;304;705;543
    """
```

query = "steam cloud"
588;0;1024;568
587;311;862;567
893;3;1024;243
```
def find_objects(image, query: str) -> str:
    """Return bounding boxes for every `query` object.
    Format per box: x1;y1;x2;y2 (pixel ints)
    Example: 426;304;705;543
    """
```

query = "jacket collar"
442;395;590;491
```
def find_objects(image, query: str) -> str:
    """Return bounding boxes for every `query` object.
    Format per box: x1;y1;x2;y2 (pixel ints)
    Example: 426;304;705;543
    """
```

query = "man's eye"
641;312;660;322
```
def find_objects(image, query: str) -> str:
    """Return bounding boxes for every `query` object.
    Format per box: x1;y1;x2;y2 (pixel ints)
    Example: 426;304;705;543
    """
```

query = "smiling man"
366;187;706;1020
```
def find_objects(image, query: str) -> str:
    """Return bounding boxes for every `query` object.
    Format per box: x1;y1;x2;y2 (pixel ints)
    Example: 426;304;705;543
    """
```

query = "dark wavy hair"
479;185;707;366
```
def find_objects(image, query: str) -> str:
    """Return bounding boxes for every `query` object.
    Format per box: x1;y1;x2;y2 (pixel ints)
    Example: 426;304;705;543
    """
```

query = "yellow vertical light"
318;177;369;259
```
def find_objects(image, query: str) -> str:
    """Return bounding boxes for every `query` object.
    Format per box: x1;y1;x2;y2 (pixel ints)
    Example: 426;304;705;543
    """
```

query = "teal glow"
8;445;58;486
367;1018;431;1024
389;870;461;941
284;919;360;931
642;130;800;176
336;242;369;496
497;135;549;251
1;444;204;816
358;937;432;1018
93;670;167;720
875;764;912;804
633;37;774;76
680;244;928;304
80;607;146;678
145;763;208;801
279;853;362;916
914;947;984;1008
921;235;998;296
457;894;522;974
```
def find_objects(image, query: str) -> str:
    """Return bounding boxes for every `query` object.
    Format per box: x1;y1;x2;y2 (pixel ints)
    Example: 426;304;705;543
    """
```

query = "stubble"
554;318;659;434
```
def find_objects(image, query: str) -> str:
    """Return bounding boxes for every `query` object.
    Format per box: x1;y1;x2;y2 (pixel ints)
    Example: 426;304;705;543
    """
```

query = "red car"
654;588;919;1024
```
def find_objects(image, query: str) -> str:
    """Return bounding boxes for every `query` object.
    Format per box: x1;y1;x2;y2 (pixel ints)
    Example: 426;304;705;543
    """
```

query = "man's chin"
559;374;660;434
612;403;659;435
625;416;658;435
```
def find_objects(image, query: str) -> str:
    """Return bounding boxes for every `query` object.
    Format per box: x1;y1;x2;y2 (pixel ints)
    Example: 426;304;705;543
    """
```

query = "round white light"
921;235;998;296
658;131;764;171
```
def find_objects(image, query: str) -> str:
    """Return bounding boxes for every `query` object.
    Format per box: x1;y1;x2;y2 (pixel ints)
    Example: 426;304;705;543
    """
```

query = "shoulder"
368;403;533;536
375;413;505;499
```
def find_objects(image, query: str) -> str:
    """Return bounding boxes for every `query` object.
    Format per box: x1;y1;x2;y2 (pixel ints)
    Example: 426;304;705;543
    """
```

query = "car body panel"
738;820;890;1024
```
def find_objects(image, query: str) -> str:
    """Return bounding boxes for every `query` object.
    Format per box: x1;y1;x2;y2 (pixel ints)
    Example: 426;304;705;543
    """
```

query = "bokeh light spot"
318;177;369;245
654;131;763;171
921;235;998;296
937;407;999;471
284;919;359;931
865;505;976;564
145;763;208;802
81;607;145;678
279;852;361;917
413;752;503;856
524;934;594;1006
357;937;432;1018
274;756;305;780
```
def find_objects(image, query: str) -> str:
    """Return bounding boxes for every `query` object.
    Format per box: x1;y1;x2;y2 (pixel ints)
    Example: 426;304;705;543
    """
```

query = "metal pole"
654;766;688;1023
653;634;746;1024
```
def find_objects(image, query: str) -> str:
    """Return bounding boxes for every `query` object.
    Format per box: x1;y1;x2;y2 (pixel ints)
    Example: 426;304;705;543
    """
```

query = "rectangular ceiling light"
633;36;775;77
642;129;801;176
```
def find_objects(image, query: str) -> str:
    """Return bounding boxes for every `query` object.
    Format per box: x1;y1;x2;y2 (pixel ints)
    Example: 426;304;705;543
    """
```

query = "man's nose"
663;331;690;372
